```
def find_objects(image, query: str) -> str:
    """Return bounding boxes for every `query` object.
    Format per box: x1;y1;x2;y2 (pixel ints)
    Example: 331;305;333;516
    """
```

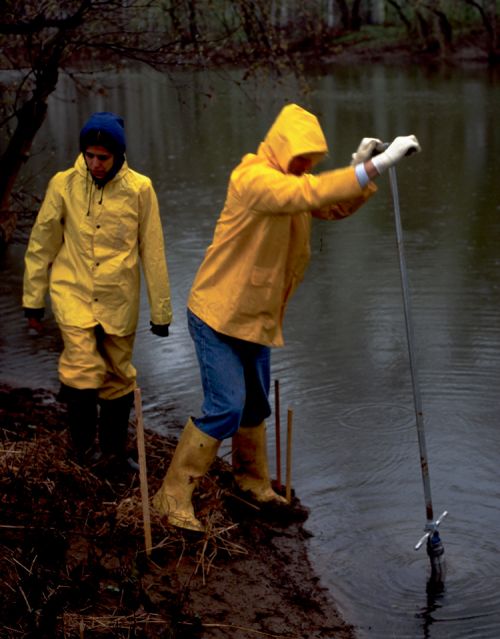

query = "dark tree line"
0;0;498;247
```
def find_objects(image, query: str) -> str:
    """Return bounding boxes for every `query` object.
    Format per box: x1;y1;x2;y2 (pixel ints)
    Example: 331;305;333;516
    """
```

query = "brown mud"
0;383;355;639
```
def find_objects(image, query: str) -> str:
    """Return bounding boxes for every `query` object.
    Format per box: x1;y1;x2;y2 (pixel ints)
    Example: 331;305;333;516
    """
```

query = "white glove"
371;135;421;174
350;137;385;166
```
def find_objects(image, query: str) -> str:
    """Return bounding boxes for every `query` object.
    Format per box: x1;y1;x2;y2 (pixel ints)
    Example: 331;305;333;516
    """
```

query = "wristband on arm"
355;163;370;188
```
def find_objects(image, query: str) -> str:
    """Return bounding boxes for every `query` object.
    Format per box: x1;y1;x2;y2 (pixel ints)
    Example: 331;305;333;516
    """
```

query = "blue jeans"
187;309;271;440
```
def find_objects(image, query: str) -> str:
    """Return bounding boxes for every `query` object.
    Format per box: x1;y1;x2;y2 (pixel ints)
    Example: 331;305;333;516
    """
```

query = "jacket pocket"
239;266;281;324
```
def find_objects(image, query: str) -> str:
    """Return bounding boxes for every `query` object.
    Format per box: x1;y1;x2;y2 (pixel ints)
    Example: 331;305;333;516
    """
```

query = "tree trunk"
0;211;17;250
334;0;350;30
0;98;49;214
334;0;363;31
0;33;64;231
464;0;499;59
387;0;412;33
371;0;386;24
186;0;199;47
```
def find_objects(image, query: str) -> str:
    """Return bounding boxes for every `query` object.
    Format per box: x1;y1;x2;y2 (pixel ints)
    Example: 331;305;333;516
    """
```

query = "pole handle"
415;511;449;551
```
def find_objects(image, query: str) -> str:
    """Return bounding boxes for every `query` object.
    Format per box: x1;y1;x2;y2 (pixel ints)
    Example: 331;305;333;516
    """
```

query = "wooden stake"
274;379;282;490
134;387;152;556
286;408;293;503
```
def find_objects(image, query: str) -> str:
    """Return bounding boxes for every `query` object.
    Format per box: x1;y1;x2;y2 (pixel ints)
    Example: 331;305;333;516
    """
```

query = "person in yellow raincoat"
153;103;420;531
23;112;172;469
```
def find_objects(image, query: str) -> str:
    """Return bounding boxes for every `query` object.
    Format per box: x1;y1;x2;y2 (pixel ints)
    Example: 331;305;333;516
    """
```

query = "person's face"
84;145;114;181
288;155;314;176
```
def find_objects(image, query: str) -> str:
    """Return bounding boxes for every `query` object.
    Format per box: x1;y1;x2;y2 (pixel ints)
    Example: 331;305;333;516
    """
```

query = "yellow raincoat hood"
257;103;328;173
188;103;376;347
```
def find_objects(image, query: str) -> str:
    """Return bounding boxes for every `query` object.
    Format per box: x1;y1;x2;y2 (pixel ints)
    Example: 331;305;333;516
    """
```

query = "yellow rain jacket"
188;103;376;347
23;154;172;336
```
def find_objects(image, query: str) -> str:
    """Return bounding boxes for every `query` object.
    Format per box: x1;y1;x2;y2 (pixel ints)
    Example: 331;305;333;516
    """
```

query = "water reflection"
1;64;500;638
418;581;446;639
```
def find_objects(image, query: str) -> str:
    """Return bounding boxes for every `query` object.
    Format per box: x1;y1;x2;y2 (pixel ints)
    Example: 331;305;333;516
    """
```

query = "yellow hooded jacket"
23;154;172;336
188;104;376;348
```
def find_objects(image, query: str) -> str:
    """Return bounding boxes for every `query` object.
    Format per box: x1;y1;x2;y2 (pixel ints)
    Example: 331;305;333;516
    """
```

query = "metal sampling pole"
387;164;448;575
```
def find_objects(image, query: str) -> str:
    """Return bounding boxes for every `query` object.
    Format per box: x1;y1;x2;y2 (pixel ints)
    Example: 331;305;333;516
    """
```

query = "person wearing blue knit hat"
22;111;173;472
79;112;127;184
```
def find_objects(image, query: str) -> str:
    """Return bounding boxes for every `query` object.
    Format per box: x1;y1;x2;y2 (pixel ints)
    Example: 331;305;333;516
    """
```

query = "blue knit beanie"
79;112;126;155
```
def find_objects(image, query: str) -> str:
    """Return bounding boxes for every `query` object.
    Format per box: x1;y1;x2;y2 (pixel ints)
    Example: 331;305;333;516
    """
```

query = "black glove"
24;307;44;333
150;321;170;337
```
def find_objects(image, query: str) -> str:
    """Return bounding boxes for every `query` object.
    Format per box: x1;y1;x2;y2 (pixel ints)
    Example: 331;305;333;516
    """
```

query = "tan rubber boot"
153;418;221;532
232;422;287;504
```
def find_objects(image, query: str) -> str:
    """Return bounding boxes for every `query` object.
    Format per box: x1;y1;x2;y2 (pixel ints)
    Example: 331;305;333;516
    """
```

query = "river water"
1;63;500;638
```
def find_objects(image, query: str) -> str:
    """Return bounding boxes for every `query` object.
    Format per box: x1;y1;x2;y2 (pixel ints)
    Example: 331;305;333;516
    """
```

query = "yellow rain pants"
58;324;136;400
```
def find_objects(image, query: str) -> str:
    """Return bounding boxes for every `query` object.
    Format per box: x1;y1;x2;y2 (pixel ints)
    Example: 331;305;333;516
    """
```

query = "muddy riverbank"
0;383;356;639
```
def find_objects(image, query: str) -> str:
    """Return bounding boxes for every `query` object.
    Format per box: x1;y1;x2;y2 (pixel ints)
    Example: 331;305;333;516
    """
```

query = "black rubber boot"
59;383;99;464
98;392;138;472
